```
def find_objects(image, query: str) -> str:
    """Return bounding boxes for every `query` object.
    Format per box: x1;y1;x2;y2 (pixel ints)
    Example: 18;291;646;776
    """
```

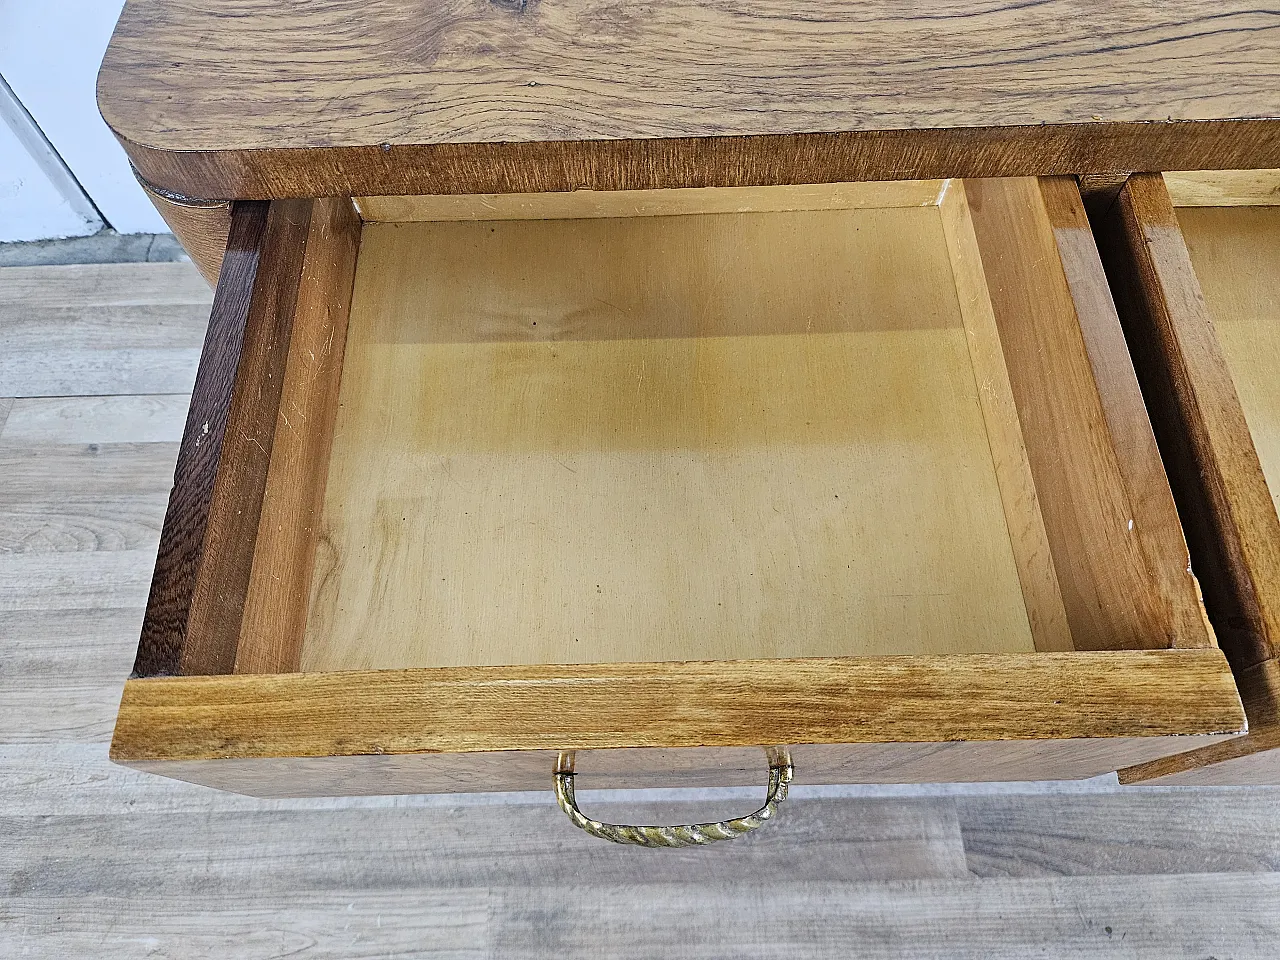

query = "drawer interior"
210;177;1212;675
1173;201;1280;516
308;193;1031;670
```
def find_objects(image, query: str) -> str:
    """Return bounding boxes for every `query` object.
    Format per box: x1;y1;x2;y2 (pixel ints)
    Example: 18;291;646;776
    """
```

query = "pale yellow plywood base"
301;204;1038;671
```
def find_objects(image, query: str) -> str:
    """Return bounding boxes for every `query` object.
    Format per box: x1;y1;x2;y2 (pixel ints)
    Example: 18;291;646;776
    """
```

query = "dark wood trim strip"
178;199;315;676
133;199;320;677
116;119;1280;205
1093;174;1280;674
134;201;270;677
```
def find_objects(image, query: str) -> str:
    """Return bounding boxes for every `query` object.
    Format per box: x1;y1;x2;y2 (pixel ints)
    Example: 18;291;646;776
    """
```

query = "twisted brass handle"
553;750;793;847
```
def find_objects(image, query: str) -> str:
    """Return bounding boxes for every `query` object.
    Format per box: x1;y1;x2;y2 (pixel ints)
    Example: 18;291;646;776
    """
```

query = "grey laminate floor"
2;261;1280;958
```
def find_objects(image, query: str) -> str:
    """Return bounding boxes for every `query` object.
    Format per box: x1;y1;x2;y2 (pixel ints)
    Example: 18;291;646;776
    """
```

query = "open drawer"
112;177;1244;808
1096;172;1280;785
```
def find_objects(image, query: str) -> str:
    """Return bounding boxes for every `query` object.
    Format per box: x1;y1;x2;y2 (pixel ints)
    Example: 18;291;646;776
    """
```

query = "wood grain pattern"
9;878;1280;959
110;651;1244;794
958;789;1280;876
0;401;182;558
116;123;1280;208
1104;184;1280;785
1237;659;1280;729
2;608;143;743
1119;725;1280;786
1;550;154;613
0;498;167;555
1043;179;1213;649
0;800;973;886
0;301;207;398
120;736;1243;798
1095;176;1280;672
1165;169;1280;207
128;202;360;676
234;199;361;674
965;177;1210;651
124;182;1229;790
0;262;210;307
938;181;1072;653
132;202;270;676
0;262;209;399
1;395;187;445
97;2;1280;199
356;181;946;222
179;201;315;676
14;260;1280;958
1119;659;1280;785
139;184;231;286
298;198;1037;671
487;876;1280;959
0;441;177;505
1180;205;1280;523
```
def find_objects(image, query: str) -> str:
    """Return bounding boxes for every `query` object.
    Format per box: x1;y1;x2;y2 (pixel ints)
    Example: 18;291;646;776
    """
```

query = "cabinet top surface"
99;1;1280;198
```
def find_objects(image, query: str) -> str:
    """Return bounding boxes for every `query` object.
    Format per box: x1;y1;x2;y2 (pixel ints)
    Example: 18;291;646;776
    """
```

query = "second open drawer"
1096;172;1280;785
110;176;1243;798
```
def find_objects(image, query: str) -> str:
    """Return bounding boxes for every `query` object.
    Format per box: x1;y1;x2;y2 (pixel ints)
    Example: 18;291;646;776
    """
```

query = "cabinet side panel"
133;201;269;676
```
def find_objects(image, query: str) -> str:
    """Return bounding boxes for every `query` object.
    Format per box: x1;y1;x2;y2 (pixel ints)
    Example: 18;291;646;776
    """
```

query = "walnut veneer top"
98;1;1280;198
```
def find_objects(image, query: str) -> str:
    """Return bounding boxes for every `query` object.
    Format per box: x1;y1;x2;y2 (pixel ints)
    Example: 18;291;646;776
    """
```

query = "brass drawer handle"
553;750;793;847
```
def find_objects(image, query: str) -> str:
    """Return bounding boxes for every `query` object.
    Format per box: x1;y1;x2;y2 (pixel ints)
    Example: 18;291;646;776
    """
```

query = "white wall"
0;0;169;240
0;110;100;241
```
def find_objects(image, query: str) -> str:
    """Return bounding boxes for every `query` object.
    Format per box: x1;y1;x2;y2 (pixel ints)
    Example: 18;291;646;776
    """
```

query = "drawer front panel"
111;650;1243;794
127;738;1243;799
